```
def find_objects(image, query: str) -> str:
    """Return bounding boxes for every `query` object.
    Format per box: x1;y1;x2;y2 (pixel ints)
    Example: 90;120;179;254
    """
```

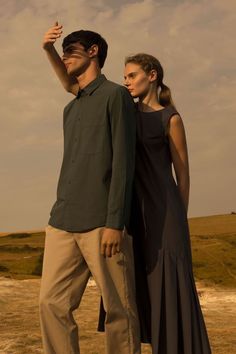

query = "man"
39;24;141;354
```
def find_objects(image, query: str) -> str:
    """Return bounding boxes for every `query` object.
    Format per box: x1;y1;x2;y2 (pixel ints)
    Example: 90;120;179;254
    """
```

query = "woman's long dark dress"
130;105;211;353
98;105;211;354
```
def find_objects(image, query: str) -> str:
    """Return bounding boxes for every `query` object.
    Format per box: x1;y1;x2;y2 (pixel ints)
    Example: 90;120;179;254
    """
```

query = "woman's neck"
138;89;164;112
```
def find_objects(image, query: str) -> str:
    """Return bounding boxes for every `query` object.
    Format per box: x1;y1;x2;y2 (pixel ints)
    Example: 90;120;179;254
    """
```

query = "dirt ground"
0;277;235;354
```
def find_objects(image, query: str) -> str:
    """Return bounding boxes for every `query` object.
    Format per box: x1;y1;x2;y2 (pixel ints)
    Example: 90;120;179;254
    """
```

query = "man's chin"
67;68;75;76
67;67;85;77
130;92;139;98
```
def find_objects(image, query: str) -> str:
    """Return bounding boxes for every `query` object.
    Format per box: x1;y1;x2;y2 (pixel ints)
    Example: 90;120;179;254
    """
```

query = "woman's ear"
149;69;158;82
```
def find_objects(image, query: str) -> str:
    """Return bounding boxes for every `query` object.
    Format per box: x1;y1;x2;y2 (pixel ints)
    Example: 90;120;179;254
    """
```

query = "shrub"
0;245;43;253
31;252;44;276
9;233;31;239
0;264;9;272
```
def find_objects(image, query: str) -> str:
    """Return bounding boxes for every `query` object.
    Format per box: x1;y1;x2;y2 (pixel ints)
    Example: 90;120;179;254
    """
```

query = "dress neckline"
138;107;166;114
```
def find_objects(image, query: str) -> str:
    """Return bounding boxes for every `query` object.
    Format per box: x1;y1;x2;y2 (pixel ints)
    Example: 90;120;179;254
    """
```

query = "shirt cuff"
105;212;125;230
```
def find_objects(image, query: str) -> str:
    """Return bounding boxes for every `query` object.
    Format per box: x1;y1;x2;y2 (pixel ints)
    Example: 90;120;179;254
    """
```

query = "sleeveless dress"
129;105;211;353
98;105;211;354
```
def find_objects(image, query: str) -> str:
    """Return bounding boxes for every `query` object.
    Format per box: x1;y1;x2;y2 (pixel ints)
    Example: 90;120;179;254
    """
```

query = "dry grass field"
189;214;236;288
0;214;236;353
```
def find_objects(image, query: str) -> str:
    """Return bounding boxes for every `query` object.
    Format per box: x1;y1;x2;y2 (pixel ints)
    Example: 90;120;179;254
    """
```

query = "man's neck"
76;66;102;90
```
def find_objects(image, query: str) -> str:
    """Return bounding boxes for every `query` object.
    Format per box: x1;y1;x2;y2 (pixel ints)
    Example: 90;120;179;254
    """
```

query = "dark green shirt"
48;74;136;232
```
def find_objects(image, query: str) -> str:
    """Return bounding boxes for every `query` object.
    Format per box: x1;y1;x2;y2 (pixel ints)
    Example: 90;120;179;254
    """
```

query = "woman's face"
124;62;155;98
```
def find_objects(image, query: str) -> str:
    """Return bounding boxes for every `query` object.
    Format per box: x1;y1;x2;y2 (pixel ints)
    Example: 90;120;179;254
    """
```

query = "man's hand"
101;228;123;258
42;21;63;51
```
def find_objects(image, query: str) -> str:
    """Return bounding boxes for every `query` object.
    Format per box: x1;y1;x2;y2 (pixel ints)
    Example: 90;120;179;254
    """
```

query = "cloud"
0;0;236;231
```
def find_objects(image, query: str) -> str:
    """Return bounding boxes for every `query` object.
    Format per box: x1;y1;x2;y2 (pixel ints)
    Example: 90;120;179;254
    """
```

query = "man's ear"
149;69;158;83
88;44;99;58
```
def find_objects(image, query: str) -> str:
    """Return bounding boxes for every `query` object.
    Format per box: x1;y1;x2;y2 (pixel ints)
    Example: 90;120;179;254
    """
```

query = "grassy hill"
0;231;45;279
0;214;235;287
189;214;236;288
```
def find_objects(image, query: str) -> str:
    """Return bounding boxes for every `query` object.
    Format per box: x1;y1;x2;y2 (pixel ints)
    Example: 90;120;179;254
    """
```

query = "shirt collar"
77;74;107;98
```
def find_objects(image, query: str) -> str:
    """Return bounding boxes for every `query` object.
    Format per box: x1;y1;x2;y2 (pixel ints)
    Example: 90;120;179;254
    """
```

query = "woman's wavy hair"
125;53;176;108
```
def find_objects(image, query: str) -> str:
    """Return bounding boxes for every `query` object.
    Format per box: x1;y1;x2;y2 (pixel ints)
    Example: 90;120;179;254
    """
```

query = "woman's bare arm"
42;22;79;96
168;114;190;213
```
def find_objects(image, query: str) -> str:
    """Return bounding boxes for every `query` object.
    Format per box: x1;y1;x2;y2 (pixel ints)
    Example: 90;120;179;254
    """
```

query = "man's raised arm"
42;22;79;95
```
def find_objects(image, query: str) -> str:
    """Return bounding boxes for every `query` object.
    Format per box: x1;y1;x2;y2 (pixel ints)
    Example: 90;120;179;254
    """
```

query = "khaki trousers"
39;225;141;354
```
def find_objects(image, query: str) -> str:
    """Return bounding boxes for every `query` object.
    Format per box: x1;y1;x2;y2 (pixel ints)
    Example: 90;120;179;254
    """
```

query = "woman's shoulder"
162;104;179;115
161;105;181;135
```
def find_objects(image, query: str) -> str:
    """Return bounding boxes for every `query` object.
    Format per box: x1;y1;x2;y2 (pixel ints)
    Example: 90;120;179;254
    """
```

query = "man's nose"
62;52;69;61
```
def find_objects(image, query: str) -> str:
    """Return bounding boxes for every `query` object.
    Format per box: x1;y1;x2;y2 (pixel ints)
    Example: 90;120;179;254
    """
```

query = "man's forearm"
44;46;77;92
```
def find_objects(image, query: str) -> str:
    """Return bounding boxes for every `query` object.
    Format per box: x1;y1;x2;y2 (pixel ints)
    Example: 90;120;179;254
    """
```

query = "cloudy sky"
0;0;235;232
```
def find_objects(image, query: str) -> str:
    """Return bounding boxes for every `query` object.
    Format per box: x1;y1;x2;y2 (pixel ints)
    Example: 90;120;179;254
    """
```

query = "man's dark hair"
62;30;108;68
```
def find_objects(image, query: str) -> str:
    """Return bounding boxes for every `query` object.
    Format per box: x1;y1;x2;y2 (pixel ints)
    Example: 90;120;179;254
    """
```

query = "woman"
122;53;212;354
43;23;212;354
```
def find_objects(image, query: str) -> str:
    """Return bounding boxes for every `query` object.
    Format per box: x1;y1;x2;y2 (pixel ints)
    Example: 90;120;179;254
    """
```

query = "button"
71;159;75;163
68;181;71;185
